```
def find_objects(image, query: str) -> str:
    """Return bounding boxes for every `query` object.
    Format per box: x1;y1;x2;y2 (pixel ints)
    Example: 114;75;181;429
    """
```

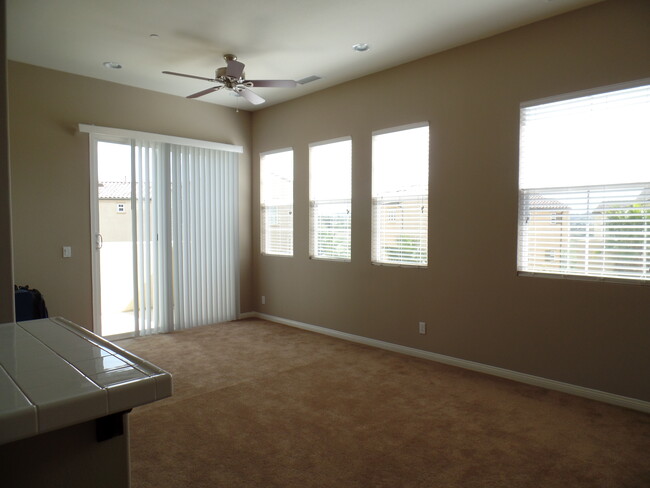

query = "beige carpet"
118;319;650;488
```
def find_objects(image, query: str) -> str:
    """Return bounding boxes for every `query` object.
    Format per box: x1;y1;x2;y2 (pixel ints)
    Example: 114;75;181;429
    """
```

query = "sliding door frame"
88;133;133;337
83;124;243;336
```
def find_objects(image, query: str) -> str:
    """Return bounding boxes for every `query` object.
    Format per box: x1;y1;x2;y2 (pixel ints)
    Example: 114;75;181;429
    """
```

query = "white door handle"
96;233;103;250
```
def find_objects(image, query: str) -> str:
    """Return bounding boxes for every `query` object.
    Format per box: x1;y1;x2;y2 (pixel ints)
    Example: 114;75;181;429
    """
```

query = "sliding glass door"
96;140;136;337
89;130;240;338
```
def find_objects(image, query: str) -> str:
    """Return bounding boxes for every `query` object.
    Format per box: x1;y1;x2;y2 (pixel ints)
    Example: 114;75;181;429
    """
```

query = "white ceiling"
7;0;602;111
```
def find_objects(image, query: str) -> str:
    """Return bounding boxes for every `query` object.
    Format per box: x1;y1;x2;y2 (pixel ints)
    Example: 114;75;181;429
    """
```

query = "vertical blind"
133;140;239;335
372;124;429;267
170;145;239;330
133;140;171;335
518;81;650;281
261;150;293;256
309;139;352;260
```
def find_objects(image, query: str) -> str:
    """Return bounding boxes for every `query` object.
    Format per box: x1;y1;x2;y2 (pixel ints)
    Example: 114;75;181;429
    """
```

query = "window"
518;81;650;282
261;149;293;256
309;138;352;260
372;123;429;266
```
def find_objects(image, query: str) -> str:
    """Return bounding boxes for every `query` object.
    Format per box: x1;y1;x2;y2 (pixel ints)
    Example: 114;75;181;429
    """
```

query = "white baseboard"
237;312;257;320
249;312;650;414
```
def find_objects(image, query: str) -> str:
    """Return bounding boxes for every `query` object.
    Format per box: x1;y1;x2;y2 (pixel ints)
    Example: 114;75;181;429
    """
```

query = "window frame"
517;79;650;285
371;122;429;268
309;137;352;262
260;148;294;257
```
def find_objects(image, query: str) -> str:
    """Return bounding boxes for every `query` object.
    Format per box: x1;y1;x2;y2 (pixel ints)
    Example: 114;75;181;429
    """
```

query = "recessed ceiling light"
149;34;160;39
102;61;122;69
352;43;370;52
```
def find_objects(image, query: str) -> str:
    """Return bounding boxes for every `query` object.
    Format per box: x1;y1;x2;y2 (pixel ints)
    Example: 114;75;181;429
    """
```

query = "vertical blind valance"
79;124;243;153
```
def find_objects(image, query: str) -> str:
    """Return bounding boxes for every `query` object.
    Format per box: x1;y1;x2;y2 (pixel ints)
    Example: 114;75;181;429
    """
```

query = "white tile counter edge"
0;317;172;445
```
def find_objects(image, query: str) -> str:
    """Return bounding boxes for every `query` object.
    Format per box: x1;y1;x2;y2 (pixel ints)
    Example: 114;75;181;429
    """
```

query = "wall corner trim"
250;312;650;414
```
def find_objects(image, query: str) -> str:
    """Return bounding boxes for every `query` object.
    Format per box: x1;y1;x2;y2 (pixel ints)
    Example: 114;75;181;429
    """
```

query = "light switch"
63;246;72;258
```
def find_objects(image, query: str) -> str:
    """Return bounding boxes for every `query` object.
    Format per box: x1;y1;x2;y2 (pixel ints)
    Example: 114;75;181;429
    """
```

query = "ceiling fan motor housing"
216;66;244;82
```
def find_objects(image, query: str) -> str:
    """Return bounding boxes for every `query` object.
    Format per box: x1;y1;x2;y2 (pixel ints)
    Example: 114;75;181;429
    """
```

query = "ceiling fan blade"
163;71;215;82
238;87;265;105
187;86;222;99
226;59;245;79
246;80;297;88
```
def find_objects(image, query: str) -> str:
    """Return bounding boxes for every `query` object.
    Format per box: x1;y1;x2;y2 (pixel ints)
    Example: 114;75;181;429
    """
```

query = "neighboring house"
98;181;132;242
97;181;134;318
374;193;428;264
520;194;570;272
522;188;650;279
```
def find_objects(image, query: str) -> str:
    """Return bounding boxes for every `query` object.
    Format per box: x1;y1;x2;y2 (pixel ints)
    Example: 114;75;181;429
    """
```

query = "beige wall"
98;200;132;243
0;0;14;322
8;62;253;329
251;0;650;401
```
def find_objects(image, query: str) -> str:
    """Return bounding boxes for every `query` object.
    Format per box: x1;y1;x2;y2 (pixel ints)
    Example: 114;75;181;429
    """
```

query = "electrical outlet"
63;246;72;258
261;295;266;305
418;321;426;334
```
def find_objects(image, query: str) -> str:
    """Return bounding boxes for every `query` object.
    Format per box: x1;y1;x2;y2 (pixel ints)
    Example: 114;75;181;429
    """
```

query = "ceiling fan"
163;54;297;105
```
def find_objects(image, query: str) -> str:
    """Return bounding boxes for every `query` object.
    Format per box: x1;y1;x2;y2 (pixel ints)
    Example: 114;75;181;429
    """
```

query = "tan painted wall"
0;0;14;322
8;62;253;329
251;0;650;401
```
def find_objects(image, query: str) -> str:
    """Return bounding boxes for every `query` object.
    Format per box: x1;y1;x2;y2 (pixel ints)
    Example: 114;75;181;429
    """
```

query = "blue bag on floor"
14;285;49;321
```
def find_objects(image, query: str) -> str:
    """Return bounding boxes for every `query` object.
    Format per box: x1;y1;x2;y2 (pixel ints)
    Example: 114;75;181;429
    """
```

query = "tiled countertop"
0;317;172;445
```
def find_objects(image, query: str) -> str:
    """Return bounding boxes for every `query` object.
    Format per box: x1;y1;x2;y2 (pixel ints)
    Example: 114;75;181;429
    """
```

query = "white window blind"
518;81;650;282
309;138;352;260
261;150;293;256
372;124;429;266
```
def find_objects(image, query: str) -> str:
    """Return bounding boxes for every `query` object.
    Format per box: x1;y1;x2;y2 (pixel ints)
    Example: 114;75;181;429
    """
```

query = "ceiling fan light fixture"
352;43;370;52
102;61;122;69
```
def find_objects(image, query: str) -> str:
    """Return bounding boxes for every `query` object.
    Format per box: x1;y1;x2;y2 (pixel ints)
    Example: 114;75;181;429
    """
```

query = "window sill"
517;270;649;286
371;261;427;269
